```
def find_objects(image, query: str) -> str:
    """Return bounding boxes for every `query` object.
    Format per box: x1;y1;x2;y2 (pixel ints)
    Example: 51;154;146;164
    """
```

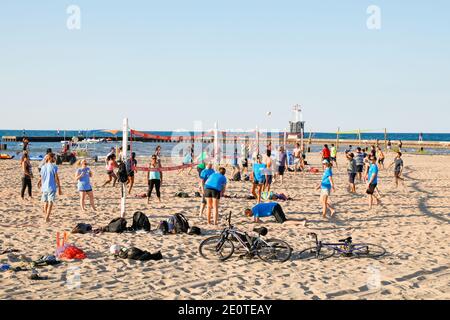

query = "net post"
120;118;128;218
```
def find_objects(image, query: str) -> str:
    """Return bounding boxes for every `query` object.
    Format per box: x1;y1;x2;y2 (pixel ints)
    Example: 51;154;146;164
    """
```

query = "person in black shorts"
204;167;227;225
126;152;138;194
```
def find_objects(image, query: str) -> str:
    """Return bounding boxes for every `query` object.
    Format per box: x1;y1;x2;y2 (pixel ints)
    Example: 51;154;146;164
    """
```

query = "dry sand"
0;152;449;300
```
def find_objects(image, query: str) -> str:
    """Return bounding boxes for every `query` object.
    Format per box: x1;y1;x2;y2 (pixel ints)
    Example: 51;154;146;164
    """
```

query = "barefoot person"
75;159;96;211
37;153;62;222
204;167;227;225
316;160;336;218
367;155;381;210
275;146;288;184
355;147;366;182
251;155;266;203
20;152;33;200
330;144;338;169
388;152;405;188
346;153;357;193
199;163;215;217
126;152;138;194
147;155;163;204
102;154;118;187
377;146;385;169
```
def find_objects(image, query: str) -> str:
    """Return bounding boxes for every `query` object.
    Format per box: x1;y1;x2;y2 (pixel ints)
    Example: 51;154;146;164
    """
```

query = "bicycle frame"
308;233;369;256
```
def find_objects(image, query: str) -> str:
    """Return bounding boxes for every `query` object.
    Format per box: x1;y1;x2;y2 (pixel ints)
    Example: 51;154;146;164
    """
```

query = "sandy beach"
0;152;449;300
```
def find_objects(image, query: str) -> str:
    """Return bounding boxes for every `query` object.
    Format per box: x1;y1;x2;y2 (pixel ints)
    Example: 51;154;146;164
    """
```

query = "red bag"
59;245;86;260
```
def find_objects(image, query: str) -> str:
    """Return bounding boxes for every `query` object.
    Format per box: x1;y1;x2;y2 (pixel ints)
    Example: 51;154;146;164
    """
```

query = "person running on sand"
367;155;381;210
346;153;357;193
316;160;336;218
147;155;163;204
377;146;385;169
38;153;62;222
330;144;338;169
275;146;288;184
251;155;266;203
388;152;405;188
75;159;96;212
126;152;138;194
102;154;118;187
204;167;227;225
199;163;215;217
20;152;33;200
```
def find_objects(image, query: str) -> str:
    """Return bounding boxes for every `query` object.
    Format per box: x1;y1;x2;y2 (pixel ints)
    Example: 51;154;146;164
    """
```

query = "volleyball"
267;111;272;116
110;244;122;256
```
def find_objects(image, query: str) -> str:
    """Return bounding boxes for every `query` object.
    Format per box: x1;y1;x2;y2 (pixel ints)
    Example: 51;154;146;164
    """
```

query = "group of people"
18;138;406;225
318;143;405;218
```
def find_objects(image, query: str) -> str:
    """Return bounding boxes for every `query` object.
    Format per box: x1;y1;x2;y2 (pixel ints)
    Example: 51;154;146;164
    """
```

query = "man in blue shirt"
204;167;227;225
199;163;215;217
38;153;62;222
244;202;287;223
367;155;380;210
251;155;266;204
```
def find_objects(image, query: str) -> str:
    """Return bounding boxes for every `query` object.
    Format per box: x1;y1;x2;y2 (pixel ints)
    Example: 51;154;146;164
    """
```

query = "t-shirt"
40;163;58;193
277;152;287;167
394;159;404;172
355;152;365;166
321;168;333;190
347;159;357;174
368;164;379;184
197;151;208;170
200;168;215;182
252;202;278;218
322;148;331;159
77;168;92;191
331;147;337;158
253;163;267;182
205;173;227;192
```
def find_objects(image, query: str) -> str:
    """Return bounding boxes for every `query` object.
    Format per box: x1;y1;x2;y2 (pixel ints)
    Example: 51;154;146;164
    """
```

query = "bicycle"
298;233;386;260
199;212;292;262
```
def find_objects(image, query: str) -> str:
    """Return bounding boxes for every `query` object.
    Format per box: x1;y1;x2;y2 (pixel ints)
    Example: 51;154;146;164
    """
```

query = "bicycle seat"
253;227;268;236
339;237;352;243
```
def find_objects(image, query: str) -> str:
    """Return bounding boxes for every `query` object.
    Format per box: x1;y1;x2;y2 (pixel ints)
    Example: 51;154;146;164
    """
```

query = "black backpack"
105;218;127;233
72;223;92;234
131;211;151;232
117;161;129;183
173;213;190;233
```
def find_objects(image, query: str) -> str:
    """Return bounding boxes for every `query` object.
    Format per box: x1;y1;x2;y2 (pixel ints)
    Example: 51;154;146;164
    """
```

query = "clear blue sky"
1;1;449;132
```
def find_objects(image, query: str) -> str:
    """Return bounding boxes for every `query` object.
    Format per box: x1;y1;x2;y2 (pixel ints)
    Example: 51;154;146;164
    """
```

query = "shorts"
378;158;385;165
79;189;93;193
107;170;114;176
321;188;331;196
348;173;356;184
242;159;248;168
331;157;337;162
323;157;331;163
128;171;135;178
204;188;221;199
265;175;273;185
254;176;266;185
356;165;364;173
278;166;286;175
394;171;401;178
366;184;377;195
41;191;56;203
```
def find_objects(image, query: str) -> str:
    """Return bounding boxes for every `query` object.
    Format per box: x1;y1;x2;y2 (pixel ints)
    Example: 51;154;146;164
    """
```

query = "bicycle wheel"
199;236;235;261
350;243;386;258
256;239;292;263
297;246;336;261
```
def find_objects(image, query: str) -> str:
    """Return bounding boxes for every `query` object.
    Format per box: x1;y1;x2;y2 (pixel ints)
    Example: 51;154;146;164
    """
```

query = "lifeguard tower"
289;104;306;146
